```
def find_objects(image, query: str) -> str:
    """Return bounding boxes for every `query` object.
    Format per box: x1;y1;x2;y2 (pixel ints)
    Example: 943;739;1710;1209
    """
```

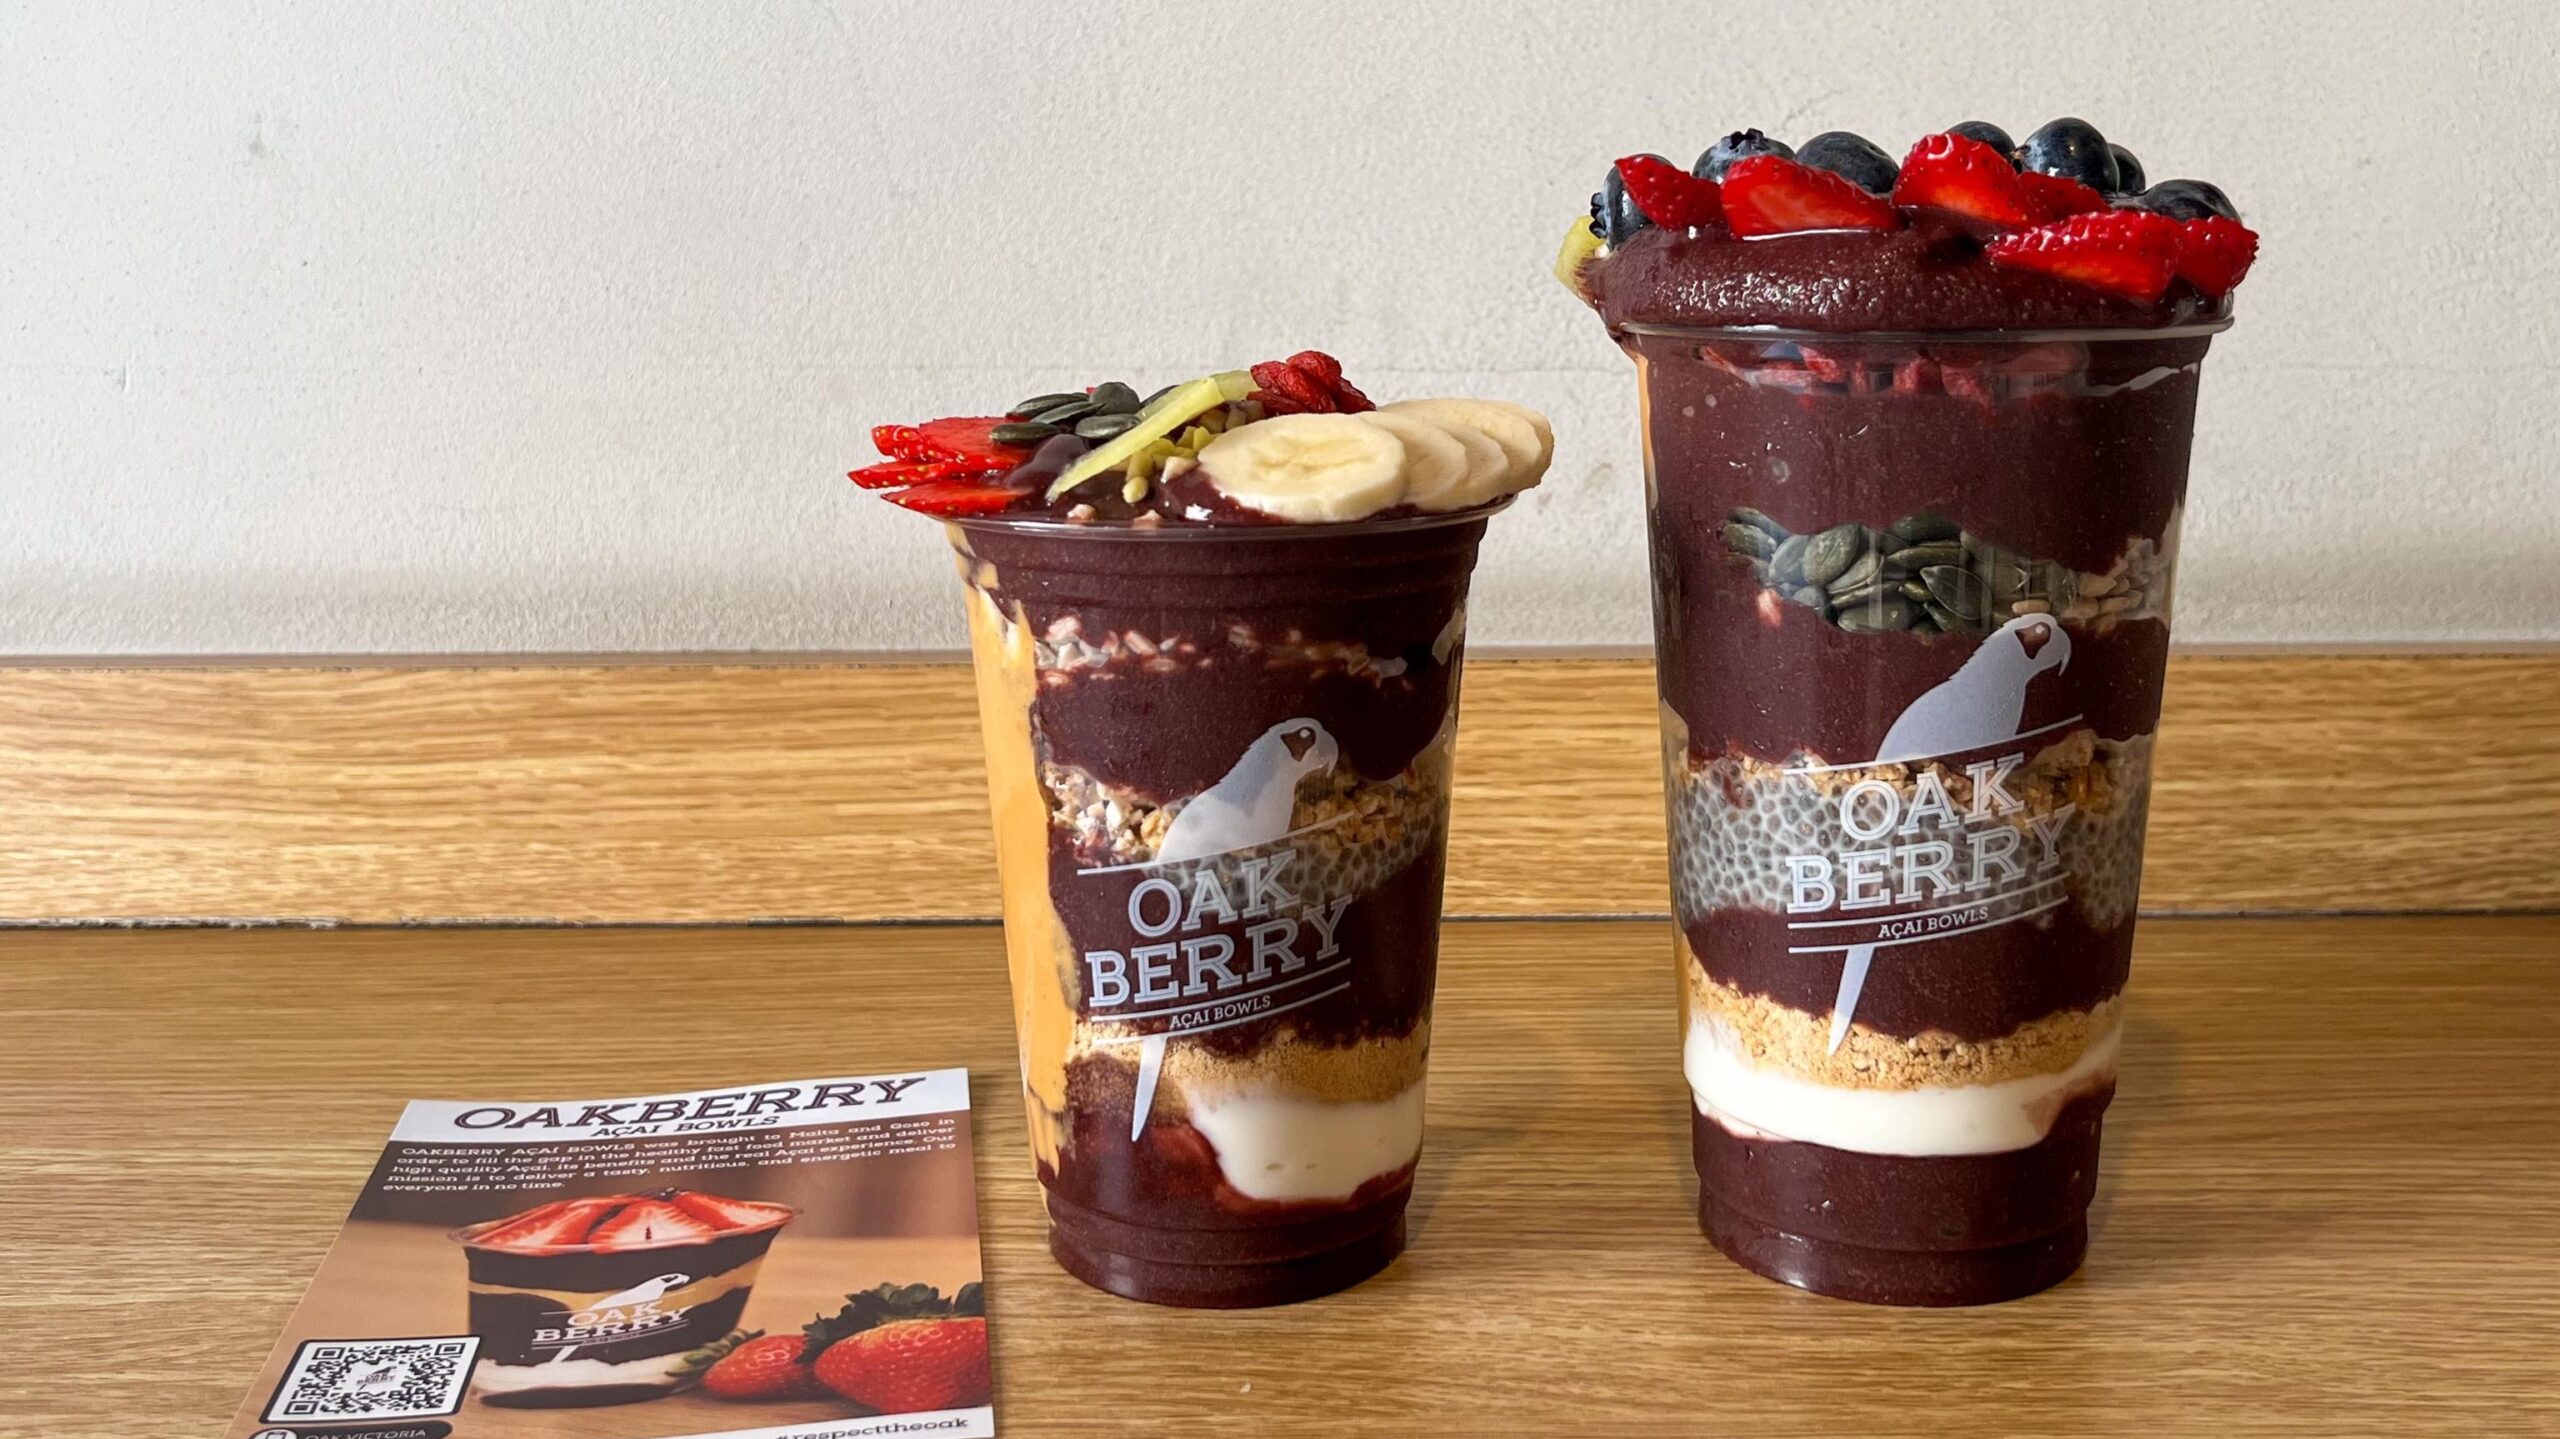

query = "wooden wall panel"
0;654;2551;924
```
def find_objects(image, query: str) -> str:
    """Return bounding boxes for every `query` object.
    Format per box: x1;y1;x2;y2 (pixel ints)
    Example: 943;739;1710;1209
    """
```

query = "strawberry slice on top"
1892;132;2043;226
584;1198;722;1250
2014;170;2110;220
1984;209;2186;303
871;417;1029;470
1613;153;1724;231
1719;155;1899;237
668;1190;793;1231
2173;216;2259;296
883;478;1037;517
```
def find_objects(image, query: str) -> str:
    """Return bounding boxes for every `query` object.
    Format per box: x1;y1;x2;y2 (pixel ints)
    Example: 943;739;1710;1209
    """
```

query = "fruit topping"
883;478;1038;517
2173;216;2259;296
2018;117;2121;193
1590;158;1655;247
1719;155;1901;237
1892;132;2046;225
1556;212;1607;290
1793;131;1899;194
1381;397;1553;510
2108;143;2146;195
1983;209;2185;303
1693;128;1792;181
1613;153;1724;230
668;1190;793;1230
1196;413;1409;522
584;1197;722;1250
804;1283;991;1415
469;1196;634;1250
2014;169;2111;218
1946;120;2016;155
2129;178;2239;222
1047;371;1250;499
696;1331;828;1402
871;417;1029;470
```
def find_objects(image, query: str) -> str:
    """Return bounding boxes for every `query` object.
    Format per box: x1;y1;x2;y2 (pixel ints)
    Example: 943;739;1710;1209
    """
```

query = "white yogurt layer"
472;1353;684;1394
1183;1081;1427;1202
1685;1017;2118;1157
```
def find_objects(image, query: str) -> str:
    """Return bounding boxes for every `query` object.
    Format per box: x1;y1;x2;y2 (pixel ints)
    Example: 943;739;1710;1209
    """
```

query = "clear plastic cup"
1624;321;2224;1304
947;510;1497;1307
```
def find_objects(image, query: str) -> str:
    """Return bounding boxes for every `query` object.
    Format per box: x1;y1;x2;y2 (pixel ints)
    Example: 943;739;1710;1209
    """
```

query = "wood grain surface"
1;654;2554;924
2;916;2554;1437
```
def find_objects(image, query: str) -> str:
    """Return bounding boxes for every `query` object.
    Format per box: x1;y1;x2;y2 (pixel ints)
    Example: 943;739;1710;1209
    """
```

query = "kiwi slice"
1048;370;1255;501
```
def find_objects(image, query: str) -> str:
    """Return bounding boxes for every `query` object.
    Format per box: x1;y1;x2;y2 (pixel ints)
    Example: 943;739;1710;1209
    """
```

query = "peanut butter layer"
1070;1025;1429;1114
1680;934;2117;1091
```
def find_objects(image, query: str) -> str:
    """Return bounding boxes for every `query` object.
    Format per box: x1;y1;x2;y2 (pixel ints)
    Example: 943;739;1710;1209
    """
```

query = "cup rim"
944;495;1513;542
1617;317;2233;345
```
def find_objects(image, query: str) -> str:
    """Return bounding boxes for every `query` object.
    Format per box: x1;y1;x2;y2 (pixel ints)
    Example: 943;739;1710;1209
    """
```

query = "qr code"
263;1336;480;1422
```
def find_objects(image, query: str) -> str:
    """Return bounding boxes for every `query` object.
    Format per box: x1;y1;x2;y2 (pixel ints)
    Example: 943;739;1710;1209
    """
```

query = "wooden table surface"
4;917;2554;1437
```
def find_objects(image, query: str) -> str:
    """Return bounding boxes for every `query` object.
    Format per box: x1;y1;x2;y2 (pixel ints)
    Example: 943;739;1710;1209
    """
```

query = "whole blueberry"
2107;143;2146;196
1590;157;1661;246
2019;117;2119;192
1793;131;1899;193
1947;120;2016;156
1693;129;1793;181
2129;178;2239;222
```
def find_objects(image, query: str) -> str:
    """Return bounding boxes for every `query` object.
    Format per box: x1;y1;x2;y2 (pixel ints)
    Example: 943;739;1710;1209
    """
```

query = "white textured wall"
6;1;2555;654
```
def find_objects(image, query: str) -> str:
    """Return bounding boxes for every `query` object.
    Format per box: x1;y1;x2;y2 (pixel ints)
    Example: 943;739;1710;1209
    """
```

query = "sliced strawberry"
1719;155;1899;237
850;459;936;490
2174;216;2259;296
884;479;1036;517
871;424;932;461
584;1198;721;1250
2015;170;2110;220
1891;133;2041;226
911;417;1030;468
668;1190;793;1231
1613;153;1723;230
1892;355;1940;394
472;1195;635;1250
1984;210;2184;303
1797;346;1853;385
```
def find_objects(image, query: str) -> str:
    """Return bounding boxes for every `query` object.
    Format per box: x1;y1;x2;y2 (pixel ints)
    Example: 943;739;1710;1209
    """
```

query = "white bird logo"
1827;615;2072;1052
581;1272;690;1310
1131;719;1339;1137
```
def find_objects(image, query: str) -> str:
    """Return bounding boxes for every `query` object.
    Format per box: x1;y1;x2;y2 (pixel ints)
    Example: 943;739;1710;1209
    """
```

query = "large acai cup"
454;1192;796;1406
947;509;1496;1307
1625;321;2225;1305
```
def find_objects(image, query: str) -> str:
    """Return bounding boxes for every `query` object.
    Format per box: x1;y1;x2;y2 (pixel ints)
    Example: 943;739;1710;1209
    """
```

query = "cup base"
1699;1188;2086;1306
1044;1185;1409;1308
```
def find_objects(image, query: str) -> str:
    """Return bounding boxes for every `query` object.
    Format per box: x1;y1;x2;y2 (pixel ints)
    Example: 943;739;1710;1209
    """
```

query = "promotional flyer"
227;1070;993;1439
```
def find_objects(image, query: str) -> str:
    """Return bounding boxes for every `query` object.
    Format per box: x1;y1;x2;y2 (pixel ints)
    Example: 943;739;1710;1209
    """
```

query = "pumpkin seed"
1033;399;1099;426
1722;522;1779;560
1893;511;1961;544
1789;585;1827;614
1839;597;1916;633
990;421;1062;445
1922;565;1992;621
1826;547;1884;596
1089;381;1141;415
1894;541;1965;569
1731;506;1788;539
1925;601;1965;633
1833;578;1895;609
1803;523;1868;586
1770;534;1810;586
1900;578;1934;602
1075;412;1141;441
1008;391;1084;420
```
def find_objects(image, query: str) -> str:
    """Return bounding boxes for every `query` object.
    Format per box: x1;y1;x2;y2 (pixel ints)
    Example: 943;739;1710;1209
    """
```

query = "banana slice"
1195;413;1409;523
1404;416;1509;510
1382;398;1554;498
1356;411;1471;511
